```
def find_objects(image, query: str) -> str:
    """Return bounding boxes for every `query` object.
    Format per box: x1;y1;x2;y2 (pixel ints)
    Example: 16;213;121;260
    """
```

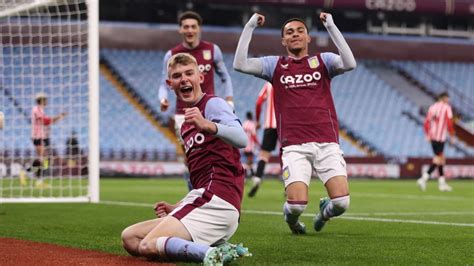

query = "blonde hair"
167;53;198;76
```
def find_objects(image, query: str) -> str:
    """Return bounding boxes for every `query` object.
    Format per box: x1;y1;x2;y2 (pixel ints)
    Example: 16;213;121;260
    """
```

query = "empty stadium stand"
2;45;472;161
100;48;473;158
99;75;176;160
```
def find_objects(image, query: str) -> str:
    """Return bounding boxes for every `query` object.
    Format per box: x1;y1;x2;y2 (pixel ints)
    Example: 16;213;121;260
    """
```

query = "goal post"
0;0;99;203
88;0;99;203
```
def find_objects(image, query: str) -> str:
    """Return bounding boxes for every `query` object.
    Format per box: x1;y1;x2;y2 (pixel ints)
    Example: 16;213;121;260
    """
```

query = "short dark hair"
36;94;47;105
178;11;203;26
246;111;253;120
281;18;309;37
438;91;449;100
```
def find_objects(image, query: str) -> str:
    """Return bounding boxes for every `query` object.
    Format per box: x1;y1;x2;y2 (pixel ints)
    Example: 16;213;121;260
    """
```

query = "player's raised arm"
320;12;356;74
158;50;172;112
233;13;265;75
213;45;234;106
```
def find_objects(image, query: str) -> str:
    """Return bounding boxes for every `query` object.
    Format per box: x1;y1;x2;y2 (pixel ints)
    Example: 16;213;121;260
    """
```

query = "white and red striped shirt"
31;105;52;139
424;101;455;142
255;82;276;129
242;119;258;153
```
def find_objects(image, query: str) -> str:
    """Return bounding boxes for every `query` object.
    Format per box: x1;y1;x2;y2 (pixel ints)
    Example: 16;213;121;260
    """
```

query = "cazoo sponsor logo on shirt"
279;72;321;89
184;133;206;153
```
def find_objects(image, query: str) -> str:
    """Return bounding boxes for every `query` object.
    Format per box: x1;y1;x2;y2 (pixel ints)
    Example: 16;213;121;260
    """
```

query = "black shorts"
431;141;445;156
261;128;278;152
32;138;50;147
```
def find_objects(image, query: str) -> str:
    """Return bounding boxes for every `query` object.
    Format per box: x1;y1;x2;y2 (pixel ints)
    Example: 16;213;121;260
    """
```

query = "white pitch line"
100;200;474;228
240;210;474;227
343;211;474;216
337;216;474;227
100;200;152;207
242;209;474;217
354;193;472;201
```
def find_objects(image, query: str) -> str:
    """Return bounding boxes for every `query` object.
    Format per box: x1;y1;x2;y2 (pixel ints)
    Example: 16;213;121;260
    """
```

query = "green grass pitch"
1;178;473;265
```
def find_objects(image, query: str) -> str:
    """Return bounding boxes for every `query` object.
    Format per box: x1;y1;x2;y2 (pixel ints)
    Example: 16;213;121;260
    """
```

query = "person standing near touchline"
248;82;278;198
417;92;455;192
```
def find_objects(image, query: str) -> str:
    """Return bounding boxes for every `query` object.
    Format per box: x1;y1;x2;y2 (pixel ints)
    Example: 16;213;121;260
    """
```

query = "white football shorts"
169;188;239;246
281;142;347;187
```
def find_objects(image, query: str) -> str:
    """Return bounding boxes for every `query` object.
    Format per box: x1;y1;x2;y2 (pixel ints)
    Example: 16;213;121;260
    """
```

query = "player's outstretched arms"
233;13;265;75
320;12;356;74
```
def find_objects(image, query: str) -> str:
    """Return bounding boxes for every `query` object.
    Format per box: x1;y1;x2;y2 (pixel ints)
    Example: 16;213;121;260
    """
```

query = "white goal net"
0;0;98;203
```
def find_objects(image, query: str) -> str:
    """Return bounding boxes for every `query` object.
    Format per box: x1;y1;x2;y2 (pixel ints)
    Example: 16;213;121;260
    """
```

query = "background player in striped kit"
234;12;356;234
158;11;234;191
417;92;455;192
20;93;66;188
248;82;278;197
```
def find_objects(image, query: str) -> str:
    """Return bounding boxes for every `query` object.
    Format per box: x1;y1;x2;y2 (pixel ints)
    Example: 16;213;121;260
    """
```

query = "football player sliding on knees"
122;53;251;265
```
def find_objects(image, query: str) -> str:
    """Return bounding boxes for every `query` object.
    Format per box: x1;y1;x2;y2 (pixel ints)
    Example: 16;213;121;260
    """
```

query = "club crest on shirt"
308;56;319;69
203;50;212;60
